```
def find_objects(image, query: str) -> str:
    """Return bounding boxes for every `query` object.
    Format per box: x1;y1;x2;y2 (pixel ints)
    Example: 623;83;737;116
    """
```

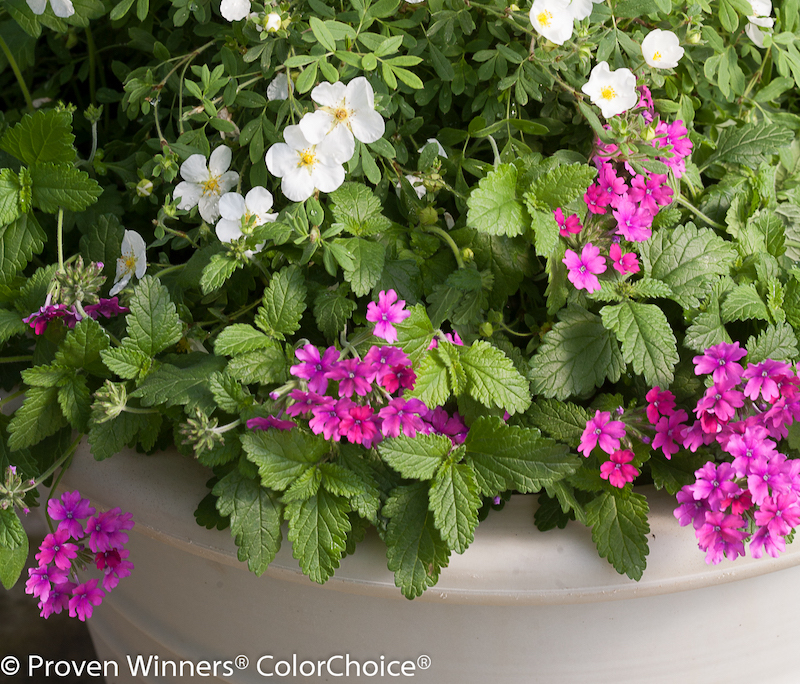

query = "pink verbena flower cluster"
25;491;134;621
559;108;692;294
578;410;640;488
23;296;129;335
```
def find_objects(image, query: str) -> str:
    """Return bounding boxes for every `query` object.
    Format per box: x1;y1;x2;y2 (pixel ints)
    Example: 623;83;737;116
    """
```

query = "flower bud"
479;322;494;337
686;31;702;45
461;247;474;263
418;206;439;225
136;179;154;198
92;381;129;423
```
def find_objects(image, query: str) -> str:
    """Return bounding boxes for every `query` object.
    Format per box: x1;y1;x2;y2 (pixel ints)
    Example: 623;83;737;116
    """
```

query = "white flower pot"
62;441;800;684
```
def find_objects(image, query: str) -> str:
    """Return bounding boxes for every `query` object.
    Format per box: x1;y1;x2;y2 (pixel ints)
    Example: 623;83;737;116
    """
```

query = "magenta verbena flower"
600;449;639;488
645;386;676;424
583;184;611;215
428;331;464;350
284;389;326;417
48;491;96;540
309;397;341;441
380;364;416;394
363;345;410;384
597;162;628;200
326;358;374;397
750;525;786;559
378;398;427;438
85;508;135;553
612;198;653;242
697;511;748;565
690;462;740;511
23;302;71;335
694;385;745;433
674;487;711;530
366;289;410;343
628;173;673;215
99;549;134;592
742;359;792;402
68;579;105;622
754;493;800;538
290;344;340;394
563;243;606;294
747;454;792;506
692;341;747;389
36;530;79;571
578;410;626;457
609;243;639;275
246;415;296;431
38;580;76;619
336;401;381;447
724;425;777;477
554;208;582;236
423;407;468;444
651;409;688;459
26;565;69;604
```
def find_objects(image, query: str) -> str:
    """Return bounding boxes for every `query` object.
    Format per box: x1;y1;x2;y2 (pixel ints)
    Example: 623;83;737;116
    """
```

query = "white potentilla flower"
748;0;771;16
266;125;349;202
26;0;74;17
396;174;426;200
641;29;684;69
216;187;277;255
745;16;774;47
265;12;281;30
267;73;292;101
418;138;448;158
109;230;147;296
529;0;573;45
173;146;239;223
581;61;638;119
220;0;250;21
566;0;604;21
298;77;386;151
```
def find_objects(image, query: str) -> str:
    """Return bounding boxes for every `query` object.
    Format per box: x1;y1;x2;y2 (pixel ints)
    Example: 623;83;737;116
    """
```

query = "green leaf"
403;351;451;407
0;213;46;288
721;283;770;323
101;340;152;380
463;416;578;496
586;490;649;581
459;341;530;415
702;124;793;169
428;461;480;554
0;307;27;343
286;489;351;583
7;386;67;451
393;304;435;364
200;252;240;294
684;308;731;353
309;16;337;51
384;482;451;599
87;411;162;460
58;374;91;430
213;470;283;576
0;169;23;225
0;508;26;549
54;318;109;369
318;463;369;498
209;371;253;413
29;162;102;213
639;223;737;308
226;346;287;385
746;323;799;364
242;429;328;491
529;304;625;400
600;301;678;388
329;182;392;236
527;398;592;444
130;357;226;411
466;163;529;237
126;276;183;356
79;214;126;286
254;266;307;341
378;433;453;479
313;287;357;340
215;324;276;356
0;527;28;590
525;163;597;210
526;207;561;258
0;109;75;166
339;238;385;297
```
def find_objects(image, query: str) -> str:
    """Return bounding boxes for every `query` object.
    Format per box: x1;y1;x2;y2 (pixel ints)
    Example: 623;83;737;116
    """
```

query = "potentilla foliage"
2;0;800;602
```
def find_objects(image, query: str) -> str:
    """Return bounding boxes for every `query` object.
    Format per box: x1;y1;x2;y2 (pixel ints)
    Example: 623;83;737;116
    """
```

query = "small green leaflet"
459;341;530;415
384;482;451;599
0;213;46;288
701;123;793;170
524;163;597;210
255;266;307;341
0;529;28;590
126;276;183;357
208;371;253;414
428;461;481;554
53;317;109;371
720;284;770;323
600;301;678;388
526;398;592;444
329;182;392;236
0;109;75;166
0;169;24;225
377;433;453;479
338;237;386;296
393;304;435;364
745;323;799;364
242;429;328;491
683;307;731;353
404;351;451;407
29;162;102;213
7;386;67;451
130;357;226;412
313;287;357;340
87;410;161;460
215;324;276;356
585;490;649;581
101;340;152;380
466;163;529;237
226;347;287;385
529;304;625;400
0;508;26;549
213;470;283;576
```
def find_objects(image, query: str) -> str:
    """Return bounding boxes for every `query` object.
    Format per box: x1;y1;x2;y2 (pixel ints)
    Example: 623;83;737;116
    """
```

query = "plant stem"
0;34;34;111
21;434;84;493
56;208;65;274
676;196;726;231
0;389;24;408
426;225;465;268
0;356;33;364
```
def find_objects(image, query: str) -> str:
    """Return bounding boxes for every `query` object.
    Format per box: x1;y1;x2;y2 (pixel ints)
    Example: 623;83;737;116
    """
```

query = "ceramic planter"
61;441;800;684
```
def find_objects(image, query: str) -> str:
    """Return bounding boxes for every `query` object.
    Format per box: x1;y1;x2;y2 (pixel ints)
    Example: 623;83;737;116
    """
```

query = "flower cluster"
25;492;134;621
578;410;639;488
23;295;129;336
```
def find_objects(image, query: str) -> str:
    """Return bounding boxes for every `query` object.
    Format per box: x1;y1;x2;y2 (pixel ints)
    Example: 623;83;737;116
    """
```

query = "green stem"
213;419;241;435
0;356;33;364
676;196;726;231
426;225;465;268
153;262;187;278
56;208;65;274
0;389;24;408
122;406;161;415
21;434;83;493
0;34;34;111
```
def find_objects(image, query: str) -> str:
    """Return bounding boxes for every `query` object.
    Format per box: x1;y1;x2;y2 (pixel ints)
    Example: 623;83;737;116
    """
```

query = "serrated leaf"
215;324;275;356
586;490;649;581
282;467;322;503
527;398;592;443
87;411;161;460
0;528;28;590
746;323;799;364
429;461;480;554
0;508;26;549
254;266;307;340
200;252;240;294
377;433;453;479
384;482;451;599
213;470;283;576
466;163;529;237
7;386;67;451
242;429;328;491
329;182;392;236
126;276;183;356
209;371;253;413
0;213;46;288
79;214;126;287
313;287;357;340
58;374;91;430
101;340;152;379
463;416;578;496
318;463;369;498
702;123;793;170
29;162;101;213
0;307;26;343
628;277;674;300
339;238;386;296
0;110;75;166
459;341;530;415
639;223;737;308
54;318;109;369
0;169;23;225
525;163;597;210
600;301;678;388
286;489;351;584
721;283;770;323
130;357;226;411
529;305;625;400
650;451;708;495
226;346;287;384
393;304;435;364
403;351;451;407
684;308;731;353
526;207;560;258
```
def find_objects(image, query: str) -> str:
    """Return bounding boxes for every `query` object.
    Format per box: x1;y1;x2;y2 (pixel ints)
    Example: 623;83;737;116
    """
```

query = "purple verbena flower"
48;491;96;540
378;398;427;438
578;410;626;457
68;579;105;622
36;530;79;571
25;564;69;604
609;243;640;274
85;508;134;553
696;511;748;564
674;487;710;530
645;386;676;424
363;345;410;384
336;402;381;447
246;415;296;431
327;359;373;397
725;425;777;477
628;173;673;215
309;397;341;441
600;449;639;488
612;198;653;242
692;342;747;389
742;359;792;403
690;462;740;511
38;579;76;619
284;389;326;417
554;208;582;237
563;243;606;294
366;290;410;343
651;409;689;459
583;184;611;215
290;344;340;394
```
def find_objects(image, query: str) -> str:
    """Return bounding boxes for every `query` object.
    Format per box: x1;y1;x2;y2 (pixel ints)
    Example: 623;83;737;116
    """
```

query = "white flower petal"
220;0;250;21
25;0;47;14
108;274;130;297
745;21;767;47
419;138;447;158
311;162;346;194
266;143;300;178
267;73;291;101
217;170;239;194
180;154;209;184
245;186;275;221
345;76;375;112
316;124;355;165
198;195;222;223
216;218;243;243
748;0;771;16
49;0;75;17
310;81;347;108
265;11;281;29
581;61;638;119
298;110;337;145
529;0;573;45
219;192;246;221
405;175;426;200
349;107;385;144
283;124;314;152
208;145;233;176
174;181;202;210
281;167;317;202
641;29;684;69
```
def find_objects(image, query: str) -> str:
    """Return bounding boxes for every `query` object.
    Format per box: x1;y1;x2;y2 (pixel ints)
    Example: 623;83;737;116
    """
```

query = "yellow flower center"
298;149;316;168
202;176;220;195
334;107;349;121
600;86;617;100
537;10;552;26
652;50;662;62
119;253;137;274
